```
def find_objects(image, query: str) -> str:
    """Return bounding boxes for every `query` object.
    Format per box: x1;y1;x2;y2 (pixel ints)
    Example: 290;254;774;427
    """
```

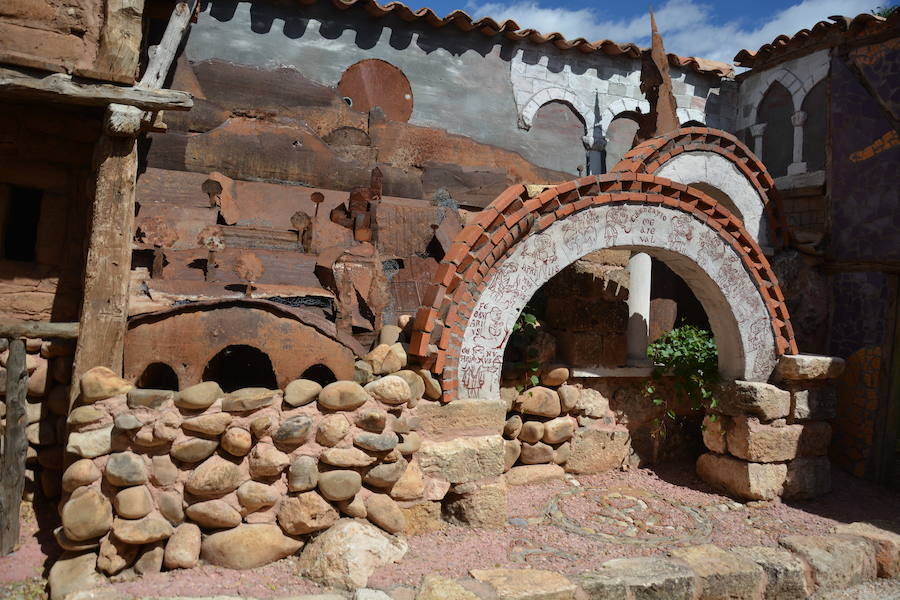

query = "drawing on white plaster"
457;204;778;399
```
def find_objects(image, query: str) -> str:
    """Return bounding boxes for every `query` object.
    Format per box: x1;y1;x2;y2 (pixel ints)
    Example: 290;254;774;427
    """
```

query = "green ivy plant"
644;324;719;438
510;306;542;392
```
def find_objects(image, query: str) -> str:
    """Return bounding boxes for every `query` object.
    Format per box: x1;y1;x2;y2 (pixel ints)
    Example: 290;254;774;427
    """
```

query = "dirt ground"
2;461;898;599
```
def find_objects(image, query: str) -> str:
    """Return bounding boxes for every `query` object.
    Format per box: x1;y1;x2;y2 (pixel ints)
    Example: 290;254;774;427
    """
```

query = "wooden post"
0;339;29;556
69;125;138;408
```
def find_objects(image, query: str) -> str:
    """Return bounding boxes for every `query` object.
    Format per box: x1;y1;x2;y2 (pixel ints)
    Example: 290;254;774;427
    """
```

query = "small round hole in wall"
342;97;353;107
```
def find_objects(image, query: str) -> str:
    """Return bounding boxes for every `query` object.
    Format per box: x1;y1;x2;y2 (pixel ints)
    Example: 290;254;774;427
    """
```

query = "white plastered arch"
598;97;650;134
677;107;706;125
518;87;591;131
457;204;777;400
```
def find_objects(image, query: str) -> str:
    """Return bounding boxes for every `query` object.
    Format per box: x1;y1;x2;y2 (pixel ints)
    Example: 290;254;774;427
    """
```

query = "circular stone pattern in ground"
544;487;711;545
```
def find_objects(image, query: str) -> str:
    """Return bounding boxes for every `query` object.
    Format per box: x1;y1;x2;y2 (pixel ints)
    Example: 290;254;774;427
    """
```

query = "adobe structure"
0;1;898;597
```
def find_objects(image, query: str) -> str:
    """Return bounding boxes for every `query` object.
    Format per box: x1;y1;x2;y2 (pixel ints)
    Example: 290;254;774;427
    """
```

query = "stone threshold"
569;366;654;378
66;522;900;600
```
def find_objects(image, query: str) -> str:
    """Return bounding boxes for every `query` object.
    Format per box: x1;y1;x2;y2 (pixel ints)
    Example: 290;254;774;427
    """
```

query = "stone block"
726;417;802;462
797;421;831;456
696;453;786;501
578;557;698;600
789;385;837;421
730;546;811;599
564;425;630;474
702;415;728;454
714;381;790;421
833;523;900;578
416;573;480;600
780;535;877;591
401;501;445;535
504;464;565;486
418;435;504;484
471;568;577;600
669;544;765;600
776;355;845;382
783;456;830;499
412;398;506;435
443;479;508;528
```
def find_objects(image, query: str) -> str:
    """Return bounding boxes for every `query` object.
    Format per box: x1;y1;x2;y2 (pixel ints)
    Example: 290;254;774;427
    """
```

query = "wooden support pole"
69;126;138;408
0;339;29;556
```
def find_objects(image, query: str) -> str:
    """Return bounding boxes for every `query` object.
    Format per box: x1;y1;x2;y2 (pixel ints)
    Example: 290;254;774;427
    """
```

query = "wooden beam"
92;0;146;85
0;321;79;340
69;131;138;408
139;1;199;90
0;66;193;111
0;339;29;556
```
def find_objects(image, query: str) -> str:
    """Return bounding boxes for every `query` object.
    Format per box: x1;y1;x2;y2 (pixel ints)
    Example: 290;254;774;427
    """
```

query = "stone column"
626;252;653;367
787;110;807;175
749;123;767;159
583;132;606;175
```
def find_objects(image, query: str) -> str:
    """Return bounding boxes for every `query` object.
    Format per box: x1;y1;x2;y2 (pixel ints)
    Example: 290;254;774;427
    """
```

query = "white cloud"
464;0;875;62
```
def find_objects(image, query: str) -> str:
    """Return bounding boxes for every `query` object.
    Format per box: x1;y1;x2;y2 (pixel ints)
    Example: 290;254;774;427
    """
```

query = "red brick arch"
612;126;792;245
409;171;798;402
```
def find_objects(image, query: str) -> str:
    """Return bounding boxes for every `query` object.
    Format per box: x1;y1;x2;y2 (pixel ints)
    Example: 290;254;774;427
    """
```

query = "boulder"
701;415;728;454
48;552;105;600
355;431;399;452
170;437;219;463
396;431;422;455
249;443;290;478
150;455;178;486
542;417;575;444
540;367;569;387
471;568;577;600
833;522;900;578
80;366;133;402
518;421;544;443
519;441;554;464
201;524;303;569
288;455;319;492
780;534;877;590
113;485;153;519
221;427;252;456
236;480;280;513
164;523;202;570
222;387;277;412
249;414;275;438
354;360;375;384
181;412;232;435
579;557;698;600
272;415;312;446
176;381;223;410
564;426;630;473
112;516;173;544
390;461;425;500
776;354;845;382
66;425;113;458
319;380;369;411
714;381;790;421
134;541;165;575
417;369;442;400
337;493;368;518
365;494;407;533
62;487;113;542
365;458;408;489
185;456;243;498
321;447;377;468
318;470;362;501
443;480;507;529
97;534;138;575
62;459;101;492
504;415;523;439
67;406;105;428
418;435;504;484
790;385;837;421
557;385;580;412
157;491;184;525
284;379;322;407
669;544;765;600
394;370;426;400
503;439;521;471
186;499;242;528
127;388;174;409
277;492;339;534
356;409;387;433
517;387;561;418
504;464;565;486
317;414;350;446
574;388;609;418
365;375;412;405
416;574;481;600
696;453;786;501
296;519;408;589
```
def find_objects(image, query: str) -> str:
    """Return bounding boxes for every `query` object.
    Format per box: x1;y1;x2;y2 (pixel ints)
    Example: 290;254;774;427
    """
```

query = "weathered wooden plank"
69;133;138;408
0;66;193;111
0;321;79;339
0;339;29;556
91;0;146;85
139;1;198;90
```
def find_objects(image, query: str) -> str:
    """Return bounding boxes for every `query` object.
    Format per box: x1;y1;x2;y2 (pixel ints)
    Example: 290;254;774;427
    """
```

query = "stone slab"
730;546;811;599
776;355;845;382
470;568;577;600
696;453;786;501
715;381;790;421
578;556;698;600
418;435;504;484
669;544;765;600
779;534;877;592
833;522;900;578
412;398;506;435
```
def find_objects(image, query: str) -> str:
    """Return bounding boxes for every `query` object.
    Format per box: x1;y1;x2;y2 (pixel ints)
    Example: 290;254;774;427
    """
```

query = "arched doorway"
136;362;180;390
203;345;278;392
409;170;796;401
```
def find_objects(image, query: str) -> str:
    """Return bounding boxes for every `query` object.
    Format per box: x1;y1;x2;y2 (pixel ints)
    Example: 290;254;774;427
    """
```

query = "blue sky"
395;0;882;62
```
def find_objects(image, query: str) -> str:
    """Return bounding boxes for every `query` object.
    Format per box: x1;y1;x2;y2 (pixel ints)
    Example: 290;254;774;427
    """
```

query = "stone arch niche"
613;127;792;248
409;171;797;402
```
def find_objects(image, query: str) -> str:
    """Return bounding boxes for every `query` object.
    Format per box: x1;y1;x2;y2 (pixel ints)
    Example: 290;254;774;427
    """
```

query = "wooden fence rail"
0;321;78;556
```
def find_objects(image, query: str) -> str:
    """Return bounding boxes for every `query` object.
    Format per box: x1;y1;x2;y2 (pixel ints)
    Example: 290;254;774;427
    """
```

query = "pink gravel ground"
3;462;898;599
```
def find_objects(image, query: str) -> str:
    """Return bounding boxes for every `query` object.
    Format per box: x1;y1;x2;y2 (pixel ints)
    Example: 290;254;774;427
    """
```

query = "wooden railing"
0;321;78;556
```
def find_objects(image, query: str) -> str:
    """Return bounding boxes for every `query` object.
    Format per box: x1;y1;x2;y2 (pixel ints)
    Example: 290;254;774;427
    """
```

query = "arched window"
337;59;413;122
603;113;641;172
529;100;587;175
137;362;179;391
801;80;826;172
301;364;337;386
202;345;278;392
757;83;794;177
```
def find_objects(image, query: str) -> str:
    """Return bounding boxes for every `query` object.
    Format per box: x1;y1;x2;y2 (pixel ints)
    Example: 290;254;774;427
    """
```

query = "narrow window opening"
1;185;43;262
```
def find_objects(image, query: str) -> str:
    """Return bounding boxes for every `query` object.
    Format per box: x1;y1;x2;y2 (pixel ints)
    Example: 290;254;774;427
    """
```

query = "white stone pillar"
787;110;807;175
749;123;767;159
626;252;653;367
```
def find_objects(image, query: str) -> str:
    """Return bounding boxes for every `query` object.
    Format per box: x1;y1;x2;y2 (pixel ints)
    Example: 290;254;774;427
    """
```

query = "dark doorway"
203;345;278;392
137;362;180;390
301;363;337;386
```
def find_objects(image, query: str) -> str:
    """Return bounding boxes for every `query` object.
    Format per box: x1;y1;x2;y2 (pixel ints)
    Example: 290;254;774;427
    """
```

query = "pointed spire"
635;7;680;144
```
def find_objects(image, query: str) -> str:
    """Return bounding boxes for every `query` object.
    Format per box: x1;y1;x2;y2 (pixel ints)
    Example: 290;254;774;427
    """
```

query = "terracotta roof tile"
298;0;734;76
734;12;899;68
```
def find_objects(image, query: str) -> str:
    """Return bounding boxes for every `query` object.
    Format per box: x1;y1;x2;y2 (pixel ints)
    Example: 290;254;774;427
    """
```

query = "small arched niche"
136;362;180;391
604;113;641;172
301;363;337;386
202;344;278;392
758;82;794;177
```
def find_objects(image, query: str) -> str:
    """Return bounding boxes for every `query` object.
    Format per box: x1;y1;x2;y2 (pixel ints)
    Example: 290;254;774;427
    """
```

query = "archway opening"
301;363;337;386
137;362;179;391
530;100;587;175
801;80;826;172
758;82;793;177
604;112;641;172
202;345;278;392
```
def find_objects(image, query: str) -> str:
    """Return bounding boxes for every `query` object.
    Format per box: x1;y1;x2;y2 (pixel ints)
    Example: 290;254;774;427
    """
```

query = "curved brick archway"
612;127;792;246
409;172;797;402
